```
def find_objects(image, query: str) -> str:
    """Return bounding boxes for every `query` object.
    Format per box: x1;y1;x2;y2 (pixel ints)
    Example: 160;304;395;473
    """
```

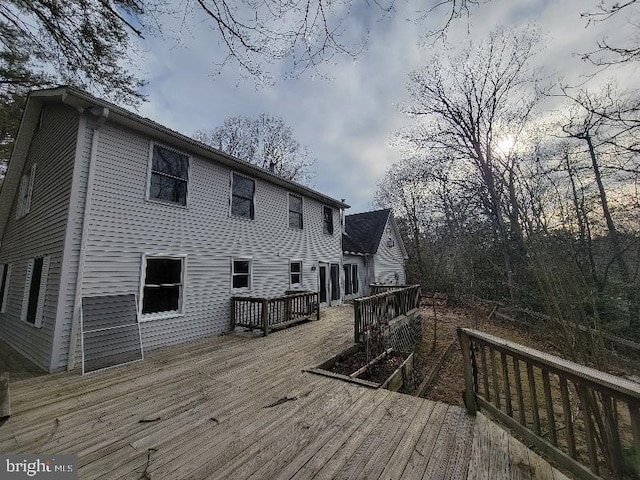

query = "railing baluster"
577;383;599;475
513;357;526;426
527;363;541;436
630;403;640;476
501;351;513;417
480;343;490;402
601;393;624;479
490;348;501;410
559;377;576;459
542;370;557;446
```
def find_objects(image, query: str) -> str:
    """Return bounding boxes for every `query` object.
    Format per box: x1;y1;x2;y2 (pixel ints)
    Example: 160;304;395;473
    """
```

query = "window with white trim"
344;264;358;295
323;206;334;235
231;258;252;290
289;194;303;229
16;164;36;219
0;263;10;313
231;173;255;219
22;256;49;326
290;261;302;286
141;255;185;316
149;144;189;206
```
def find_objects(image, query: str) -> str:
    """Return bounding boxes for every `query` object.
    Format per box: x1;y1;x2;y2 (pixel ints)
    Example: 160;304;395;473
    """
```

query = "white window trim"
229;172;256;220
230;256;253;293
16;164;36;219
139;253;187;321
288;193;304;230
21;256;49;327
0;263;11;314
145;141;191;208
289;259;303;287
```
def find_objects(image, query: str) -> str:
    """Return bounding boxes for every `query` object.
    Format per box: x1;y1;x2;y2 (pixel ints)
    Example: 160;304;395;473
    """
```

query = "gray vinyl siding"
373;219;406;286
0;104;79;370
81;123;342;351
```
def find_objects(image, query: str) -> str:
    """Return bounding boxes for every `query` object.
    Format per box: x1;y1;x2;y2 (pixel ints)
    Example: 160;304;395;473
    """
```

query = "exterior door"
319;264;328;305
330;264;340;301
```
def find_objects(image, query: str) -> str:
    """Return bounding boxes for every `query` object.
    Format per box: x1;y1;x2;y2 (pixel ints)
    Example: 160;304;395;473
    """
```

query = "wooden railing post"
0;373;10;419
261;298;269;337
315;293;320;321
231;298;236;330
354;299;361;343
458;328;477;414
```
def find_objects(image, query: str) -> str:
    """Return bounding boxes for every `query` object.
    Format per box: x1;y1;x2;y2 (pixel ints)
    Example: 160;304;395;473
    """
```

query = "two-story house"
0;86;348;373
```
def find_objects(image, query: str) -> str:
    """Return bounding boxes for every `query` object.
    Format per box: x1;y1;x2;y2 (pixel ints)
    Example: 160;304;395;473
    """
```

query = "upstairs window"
231;173;255;219
232;258;252;290
344;264;358;295
16;165;36;219
0;263;10;313
141;256;185;316
323;206;334;235
290;261;302;286
289;194;303;229
149;145;189;206
22;256;49;326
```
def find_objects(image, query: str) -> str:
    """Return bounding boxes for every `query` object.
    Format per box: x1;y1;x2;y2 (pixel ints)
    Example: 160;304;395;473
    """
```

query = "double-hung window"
22;256;49;326
289;194;303;229
149;145;189;206
141;255;185;317
344;264;358;295
16;165;36;219
231;258;252;290
231;173;255;219
290;261;302;286
323;206;334;235
0;263;11;313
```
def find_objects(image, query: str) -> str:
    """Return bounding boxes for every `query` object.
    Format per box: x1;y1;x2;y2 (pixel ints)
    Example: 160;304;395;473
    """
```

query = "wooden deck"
0;337;47;381
0;305;571;479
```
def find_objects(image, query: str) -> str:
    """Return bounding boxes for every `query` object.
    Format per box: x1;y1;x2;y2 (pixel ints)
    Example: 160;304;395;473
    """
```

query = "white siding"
343;254;369;299
373;218;406;285
0;104;80;370
81;123;342;351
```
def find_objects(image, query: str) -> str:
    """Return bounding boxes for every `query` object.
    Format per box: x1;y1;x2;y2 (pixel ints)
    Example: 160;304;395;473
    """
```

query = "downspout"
67;107;109;371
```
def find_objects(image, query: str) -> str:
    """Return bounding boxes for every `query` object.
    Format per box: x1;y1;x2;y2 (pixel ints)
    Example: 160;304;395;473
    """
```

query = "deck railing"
231;291;319;336
369;284;410;295
354;285;421;344
458;327;640;480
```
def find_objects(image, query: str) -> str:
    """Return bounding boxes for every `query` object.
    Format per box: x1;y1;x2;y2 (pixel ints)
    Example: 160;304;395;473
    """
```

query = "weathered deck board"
1;305;570;479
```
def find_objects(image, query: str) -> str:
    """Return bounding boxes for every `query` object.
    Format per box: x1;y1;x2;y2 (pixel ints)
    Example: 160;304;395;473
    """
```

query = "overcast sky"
133;0;637;214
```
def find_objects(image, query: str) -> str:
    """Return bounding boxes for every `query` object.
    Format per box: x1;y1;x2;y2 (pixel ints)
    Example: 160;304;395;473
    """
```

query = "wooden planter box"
307;345;414;392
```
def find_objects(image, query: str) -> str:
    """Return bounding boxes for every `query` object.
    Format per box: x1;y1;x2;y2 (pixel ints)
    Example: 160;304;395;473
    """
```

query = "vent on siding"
81;294;143;374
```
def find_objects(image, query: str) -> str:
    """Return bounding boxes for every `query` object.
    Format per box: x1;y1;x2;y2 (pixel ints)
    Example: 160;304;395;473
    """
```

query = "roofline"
30;86;349;210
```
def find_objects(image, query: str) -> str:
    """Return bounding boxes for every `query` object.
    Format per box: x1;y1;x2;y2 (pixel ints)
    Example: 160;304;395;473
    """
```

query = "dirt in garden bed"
325;348;409;385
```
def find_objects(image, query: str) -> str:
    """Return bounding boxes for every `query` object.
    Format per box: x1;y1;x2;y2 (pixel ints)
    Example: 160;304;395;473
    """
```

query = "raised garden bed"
306;345;414;391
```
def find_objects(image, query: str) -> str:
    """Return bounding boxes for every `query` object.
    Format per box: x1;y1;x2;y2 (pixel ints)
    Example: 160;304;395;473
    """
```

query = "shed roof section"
343;208;391;254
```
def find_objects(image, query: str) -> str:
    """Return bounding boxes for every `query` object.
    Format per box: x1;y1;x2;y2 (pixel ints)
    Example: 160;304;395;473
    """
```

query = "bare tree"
398;27;542;300
582;0;640;66
194;114;315;183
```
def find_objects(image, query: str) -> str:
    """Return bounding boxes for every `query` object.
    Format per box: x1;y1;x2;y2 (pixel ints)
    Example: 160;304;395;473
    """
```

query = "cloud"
131;0;639;214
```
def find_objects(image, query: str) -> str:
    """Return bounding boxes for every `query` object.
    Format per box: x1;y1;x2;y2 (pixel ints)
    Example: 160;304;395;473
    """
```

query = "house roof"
343;208;392;255
0;86;348;237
